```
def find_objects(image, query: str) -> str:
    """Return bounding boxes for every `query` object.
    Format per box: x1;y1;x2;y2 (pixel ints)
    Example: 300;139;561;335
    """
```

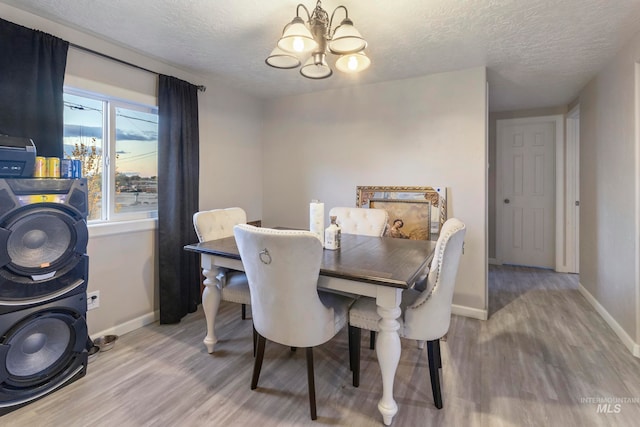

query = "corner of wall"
578;282;640;359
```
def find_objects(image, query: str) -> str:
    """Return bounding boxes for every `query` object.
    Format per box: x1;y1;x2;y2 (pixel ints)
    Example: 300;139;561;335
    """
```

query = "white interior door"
498;119;556;268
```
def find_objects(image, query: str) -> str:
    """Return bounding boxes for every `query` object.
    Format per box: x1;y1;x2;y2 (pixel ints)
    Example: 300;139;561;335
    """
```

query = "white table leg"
201;256;222;353
375;289;402;426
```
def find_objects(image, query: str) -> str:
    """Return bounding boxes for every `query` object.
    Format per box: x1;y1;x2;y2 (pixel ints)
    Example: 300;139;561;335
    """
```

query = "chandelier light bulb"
348;56;358;71
335;51;370;73
293;37;305;52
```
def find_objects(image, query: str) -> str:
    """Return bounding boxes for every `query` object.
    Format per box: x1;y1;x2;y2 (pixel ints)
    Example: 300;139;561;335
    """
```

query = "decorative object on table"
348;218;466;408
94;335;118;352
324;215;341;250
356;186;448;241
309;199;325;246
266;0;370;79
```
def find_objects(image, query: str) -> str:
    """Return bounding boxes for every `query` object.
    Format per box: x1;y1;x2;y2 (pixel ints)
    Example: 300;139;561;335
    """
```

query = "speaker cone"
1;312;81;388
3;207;83;277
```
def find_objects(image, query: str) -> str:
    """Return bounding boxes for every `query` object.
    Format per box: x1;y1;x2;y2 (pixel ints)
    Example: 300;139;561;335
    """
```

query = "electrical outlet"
87;291;100;310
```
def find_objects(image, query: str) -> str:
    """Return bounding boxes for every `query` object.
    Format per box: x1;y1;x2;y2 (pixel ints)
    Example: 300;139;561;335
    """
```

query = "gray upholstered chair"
328;207;389;237
193;207;251;320
233;224;355;420
348;218;466;409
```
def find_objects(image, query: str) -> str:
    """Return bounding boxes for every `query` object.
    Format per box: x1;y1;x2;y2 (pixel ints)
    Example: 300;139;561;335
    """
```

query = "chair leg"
348;326;354;371
348;325;361;387
251;334;266;390
369;331;376;350
427;339;443;409
435;338;442;369
306;347;317;420
252;324;257;357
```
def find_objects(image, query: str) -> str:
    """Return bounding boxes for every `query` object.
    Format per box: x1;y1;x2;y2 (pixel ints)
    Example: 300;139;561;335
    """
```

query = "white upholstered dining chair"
233;224;356;420
329;206;389;350
348;218;466;409
193;208;251;320
328;207;389;237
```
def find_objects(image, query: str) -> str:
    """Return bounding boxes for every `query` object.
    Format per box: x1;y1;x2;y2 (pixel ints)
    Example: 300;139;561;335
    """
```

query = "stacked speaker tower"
0;178;89;415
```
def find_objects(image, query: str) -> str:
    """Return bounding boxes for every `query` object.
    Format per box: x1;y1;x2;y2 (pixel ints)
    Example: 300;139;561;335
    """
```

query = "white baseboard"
578;283;640;358
90;310;158;340
452;304;488;320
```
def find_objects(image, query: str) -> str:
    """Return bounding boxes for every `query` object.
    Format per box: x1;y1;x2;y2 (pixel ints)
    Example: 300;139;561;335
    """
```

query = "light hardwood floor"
4;265;640;426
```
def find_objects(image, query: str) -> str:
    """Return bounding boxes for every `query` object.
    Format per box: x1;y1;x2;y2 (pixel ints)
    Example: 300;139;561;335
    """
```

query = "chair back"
233;224;337;347
403;218;466;340
193;207;247;242
328;207;388;237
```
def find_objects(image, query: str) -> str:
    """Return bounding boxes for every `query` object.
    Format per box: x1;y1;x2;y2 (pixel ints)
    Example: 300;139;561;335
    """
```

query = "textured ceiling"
3;0;640;112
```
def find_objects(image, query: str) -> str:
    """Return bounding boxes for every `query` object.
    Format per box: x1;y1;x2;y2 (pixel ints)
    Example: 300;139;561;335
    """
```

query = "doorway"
496;115;568;270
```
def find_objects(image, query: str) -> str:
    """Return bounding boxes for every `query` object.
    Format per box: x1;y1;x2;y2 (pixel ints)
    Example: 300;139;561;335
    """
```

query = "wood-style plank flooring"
4;265;640;426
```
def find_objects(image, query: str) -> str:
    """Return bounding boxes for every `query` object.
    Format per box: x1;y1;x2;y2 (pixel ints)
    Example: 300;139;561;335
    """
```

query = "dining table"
184;231;436;425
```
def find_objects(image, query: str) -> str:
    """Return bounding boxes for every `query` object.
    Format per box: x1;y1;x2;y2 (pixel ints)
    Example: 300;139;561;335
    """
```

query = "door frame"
565;105;580;273
495;115;565;270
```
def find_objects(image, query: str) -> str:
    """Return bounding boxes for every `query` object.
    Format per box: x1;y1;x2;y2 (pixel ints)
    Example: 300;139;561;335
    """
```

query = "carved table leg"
375;289;402;426
201;259;222;353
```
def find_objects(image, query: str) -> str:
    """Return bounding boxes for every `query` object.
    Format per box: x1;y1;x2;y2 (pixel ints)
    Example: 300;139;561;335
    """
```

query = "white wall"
0;3;265;336
197;85;264;221
262;68;488;316
578;29;640;350
87;224;158;335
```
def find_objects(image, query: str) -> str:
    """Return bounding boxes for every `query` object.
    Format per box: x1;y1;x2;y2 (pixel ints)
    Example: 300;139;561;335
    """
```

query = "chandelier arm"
296;4;313;22
328;5;349;35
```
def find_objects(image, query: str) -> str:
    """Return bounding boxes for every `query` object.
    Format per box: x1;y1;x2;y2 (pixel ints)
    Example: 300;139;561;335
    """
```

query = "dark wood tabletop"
185;233;436;289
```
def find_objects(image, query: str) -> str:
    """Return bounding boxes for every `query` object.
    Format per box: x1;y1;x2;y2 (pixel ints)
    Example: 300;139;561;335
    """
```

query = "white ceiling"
4;0;640;112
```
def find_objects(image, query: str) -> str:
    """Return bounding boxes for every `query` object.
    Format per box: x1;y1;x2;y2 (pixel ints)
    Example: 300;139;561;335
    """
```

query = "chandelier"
266;1;370;79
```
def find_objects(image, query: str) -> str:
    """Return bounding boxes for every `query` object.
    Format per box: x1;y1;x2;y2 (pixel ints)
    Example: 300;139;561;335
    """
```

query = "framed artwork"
356;186;447;240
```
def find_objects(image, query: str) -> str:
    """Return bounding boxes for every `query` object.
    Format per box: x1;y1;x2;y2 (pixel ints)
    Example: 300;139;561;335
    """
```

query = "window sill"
88;218;157;238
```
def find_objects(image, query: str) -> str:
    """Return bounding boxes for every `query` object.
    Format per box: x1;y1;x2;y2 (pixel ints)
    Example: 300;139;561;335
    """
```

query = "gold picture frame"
356;186;447;240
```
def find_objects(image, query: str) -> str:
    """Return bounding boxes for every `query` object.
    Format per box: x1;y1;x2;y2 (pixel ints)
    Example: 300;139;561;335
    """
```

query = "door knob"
504;198;510;204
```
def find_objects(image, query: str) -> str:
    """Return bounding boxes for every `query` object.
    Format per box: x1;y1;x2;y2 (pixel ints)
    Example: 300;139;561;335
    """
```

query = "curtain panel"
0;18;68;158
158;75;201;324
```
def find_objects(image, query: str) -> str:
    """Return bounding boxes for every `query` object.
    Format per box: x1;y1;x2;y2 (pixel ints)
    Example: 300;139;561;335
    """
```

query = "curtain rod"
69;43;207;92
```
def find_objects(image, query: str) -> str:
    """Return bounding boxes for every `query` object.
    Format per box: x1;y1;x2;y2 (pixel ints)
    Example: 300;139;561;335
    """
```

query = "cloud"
64;125;157;142
64;124;101;139
116;129;157;141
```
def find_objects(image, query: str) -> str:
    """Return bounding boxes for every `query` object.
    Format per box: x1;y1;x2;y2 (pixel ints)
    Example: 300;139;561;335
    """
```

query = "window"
63;89;158;222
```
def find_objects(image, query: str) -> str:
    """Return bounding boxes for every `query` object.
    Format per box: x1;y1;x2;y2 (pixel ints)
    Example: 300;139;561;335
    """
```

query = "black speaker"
0;178;89;414
0;178;88;310
0;293;88;414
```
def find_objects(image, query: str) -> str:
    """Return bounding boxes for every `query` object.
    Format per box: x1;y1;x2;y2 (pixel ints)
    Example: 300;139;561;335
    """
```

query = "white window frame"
64;87;159;224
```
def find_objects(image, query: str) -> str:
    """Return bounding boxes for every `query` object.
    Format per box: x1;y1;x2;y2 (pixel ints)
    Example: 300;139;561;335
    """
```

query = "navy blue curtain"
0;18;68;157
158;75;200;324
